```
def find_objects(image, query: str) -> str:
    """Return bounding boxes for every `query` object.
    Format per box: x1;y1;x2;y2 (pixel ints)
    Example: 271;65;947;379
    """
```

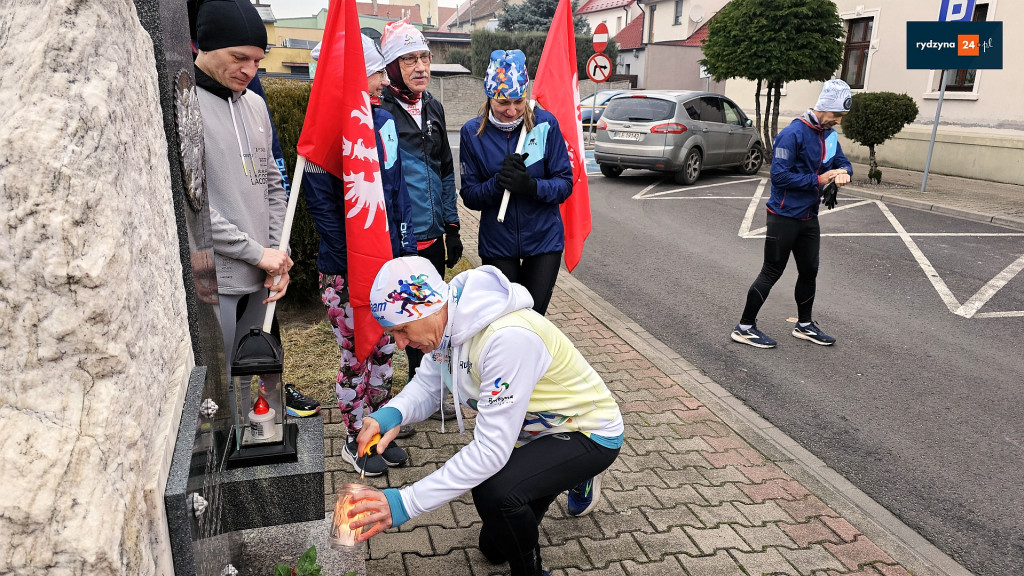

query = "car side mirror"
745;118;753;127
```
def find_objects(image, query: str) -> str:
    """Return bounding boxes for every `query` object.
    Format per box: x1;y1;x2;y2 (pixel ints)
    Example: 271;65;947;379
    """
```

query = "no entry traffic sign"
593;22;609;53
587;52;612;83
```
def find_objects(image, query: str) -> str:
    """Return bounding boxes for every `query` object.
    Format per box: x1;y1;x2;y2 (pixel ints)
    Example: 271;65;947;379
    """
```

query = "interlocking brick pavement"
314;206;969;576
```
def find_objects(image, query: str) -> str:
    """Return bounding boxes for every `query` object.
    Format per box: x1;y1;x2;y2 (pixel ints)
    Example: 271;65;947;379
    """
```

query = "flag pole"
263;154;307;332
497;100;535;223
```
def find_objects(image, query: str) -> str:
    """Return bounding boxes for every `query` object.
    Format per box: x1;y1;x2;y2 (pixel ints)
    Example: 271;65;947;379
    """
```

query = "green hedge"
261;77;321;304
469;29;618;80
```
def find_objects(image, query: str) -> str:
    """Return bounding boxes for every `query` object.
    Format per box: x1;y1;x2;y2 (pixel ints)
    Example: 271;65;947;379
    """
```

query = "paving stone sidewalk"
317;206;978;576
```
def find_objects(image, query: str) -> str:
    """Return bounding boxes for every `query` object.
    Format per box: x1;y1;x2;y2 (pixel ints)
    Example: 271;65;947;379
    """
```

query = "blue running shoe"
792;321;836;346
731;322;777;348
567;475;601;517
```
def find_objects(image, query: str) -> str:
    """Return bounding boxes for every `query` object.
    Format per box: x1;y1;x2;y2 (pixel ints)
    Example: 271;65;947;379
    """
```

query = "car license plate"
614;131;642;141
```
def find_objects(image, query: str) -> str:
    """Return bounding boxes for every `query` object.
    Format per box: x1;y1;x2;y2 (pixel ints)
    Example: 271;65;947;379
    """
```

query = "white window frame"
923;0;996;101
837;6;880;93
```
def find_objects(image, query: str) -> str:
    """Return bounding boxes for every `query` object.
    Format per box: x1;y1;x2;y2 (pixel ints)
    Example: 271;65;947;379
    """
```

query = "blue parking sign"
939;0;975;22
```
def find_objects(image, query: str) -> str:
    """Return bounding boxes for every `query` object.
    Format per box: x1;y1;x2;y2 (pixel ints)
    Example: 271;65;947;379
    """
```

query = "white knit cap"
369;256;449;327
311;36;385;78
380;18;429;65
362;34;386;77
814;79;852;113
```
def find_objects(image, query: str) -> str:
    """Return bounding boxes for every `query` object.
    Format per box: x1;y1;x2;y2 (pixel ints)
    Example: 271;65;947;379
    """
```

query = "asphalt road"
562;166;1024;576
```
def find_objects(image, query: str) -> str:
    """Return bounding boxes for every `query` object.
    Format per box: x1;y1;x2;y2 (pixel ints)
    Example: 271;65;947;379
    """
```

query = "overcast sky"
271;0;460;19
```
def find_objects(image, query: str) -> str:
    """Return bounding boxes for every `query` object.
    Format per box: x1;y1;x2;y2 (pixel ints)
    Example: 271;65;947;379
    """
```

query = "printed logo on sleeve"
486;377;514;406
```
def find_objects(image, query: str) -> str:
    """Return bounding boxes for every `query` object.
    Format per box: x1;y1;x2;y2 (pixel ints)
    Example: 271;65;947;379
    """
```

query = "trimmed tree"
498;0;590;34
841;92;919;183
700;0;845;155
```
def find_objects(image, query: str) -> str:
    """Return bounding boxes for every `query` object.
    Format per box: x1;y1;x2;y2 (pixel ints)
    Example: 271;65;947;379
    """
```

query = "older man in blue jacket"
731;79;854;349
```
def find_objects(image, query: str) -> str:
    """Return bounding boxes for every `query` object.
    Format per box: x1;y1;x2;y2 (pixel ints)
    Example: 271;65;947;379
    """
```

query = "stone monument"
1;1;324;574
1;0;194;573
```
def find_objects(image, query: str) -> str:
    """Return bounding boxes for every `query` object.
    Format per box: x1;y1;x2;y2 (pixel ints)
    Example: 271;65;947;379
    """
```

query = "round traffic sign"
593;23;609;53
586;52;613;83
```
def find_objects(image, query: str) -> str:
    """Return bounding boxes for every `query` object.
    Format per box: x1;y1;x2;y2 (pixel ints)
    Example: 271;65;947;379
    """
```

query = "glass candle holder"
329;484;374;549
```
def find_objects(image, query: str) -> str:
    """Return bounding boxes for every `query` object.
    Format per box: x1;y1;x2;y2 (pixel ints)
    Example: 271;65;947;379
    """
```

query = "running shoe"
730;322;777;349
567;475;602;517
284;383;321;417
792;321;836;346
379;441;409;467
342;440;388;477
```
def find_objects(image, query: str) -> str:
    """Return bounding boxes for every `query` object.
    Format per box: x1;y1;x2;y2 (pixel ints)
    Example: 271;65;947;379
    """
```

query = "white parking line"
640;177;763;199
632;177;667;199
636;176;1024;319
739;178;768;236
955;253;1024;318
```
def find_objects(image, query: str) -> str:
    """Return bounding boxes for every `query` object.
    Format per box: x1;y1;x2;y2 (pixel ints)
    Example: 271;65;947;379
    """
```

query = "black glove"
497;153;537;200
444;222;463;268
821;181;838;210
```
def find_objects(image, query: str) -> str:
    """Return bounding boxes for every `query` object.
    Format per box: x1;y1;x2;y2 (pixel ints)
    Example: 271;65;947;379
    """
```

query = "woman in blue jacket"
304;35;417;476
459;50;574;315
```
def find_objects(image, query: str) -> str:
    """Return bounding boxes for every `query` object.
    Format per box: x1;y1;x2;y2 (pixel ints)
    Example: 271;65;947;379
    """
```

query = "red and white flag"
297;0;392;361
532;0;592;272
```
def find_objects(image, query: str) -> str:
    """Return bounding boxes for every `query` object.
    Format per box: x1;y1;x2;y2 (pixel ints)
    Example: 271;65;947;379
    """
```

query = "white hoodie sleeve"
381;354;446;424
397;326;552;519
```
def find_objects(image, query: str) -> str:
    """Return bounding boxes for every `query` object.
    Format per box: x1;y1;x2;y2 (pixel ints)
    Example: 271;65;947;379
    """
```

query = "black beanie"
195;0;267;51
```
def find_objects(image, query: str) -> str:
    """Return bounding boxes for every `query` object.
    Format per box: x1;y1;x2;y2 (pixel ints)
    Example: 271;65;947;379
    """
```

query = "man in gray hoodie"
193;0;293;383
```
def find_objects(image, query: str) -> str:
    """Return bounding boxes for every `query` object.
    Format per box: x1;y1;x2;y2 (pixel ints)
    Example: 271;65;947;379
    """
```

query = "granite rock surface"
0;1;190;574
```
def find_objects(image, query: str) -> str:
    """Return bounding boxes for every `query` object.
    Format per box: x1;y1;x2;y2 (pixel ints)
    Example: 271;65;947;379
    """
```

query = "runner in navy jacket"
459;50;574;315
303;35;417;476
767;114;852;219
731;80;854;349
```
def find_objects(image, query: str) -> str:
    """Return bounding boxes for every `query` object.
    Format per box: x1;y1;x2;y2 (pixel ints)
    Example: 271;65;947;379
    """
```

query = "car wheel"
600;164;623;178
674;148;702;185
738;144;764;175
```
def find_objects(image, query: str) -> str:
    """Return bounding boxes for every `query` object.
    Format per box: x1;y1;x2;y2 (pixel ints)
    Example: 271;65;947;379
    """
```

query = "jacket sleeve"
380;353;448;425
301;165;347;269
458;123;505;210
397;328;553;520
209;207;265;266
436;104;459;226
830;140;853;175
534;117;574;205
394;159;418;256
259;99;287;250
770;128;820;192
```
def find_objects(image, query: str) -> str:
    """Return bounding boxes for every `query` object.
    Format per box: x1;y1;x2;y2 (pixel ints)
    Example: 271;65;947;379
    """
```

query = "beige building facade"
722;0;1022;185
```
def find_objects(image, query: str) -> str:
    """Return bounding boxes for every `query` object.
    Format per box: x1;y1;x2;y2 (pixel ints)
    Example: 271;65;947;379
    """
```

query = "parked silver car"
594;90;765;185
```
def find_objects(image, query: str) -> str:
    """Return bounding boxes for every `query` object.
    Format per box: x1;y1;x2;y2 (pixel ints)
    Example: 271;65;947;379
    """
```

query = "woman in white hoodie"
349;256;623;576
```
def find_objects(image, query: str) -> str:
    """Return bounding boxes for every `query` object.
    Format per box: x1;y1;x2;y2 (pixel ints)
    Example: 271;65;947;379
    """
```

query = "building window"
840;17;872;89
946;3;988;91
617;16;623;33
674;0;683;25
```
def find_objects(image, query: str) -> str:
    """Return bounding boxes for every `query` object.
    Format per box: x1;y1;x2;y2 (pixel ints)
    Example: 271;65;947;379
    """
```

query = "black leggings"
472;433;619;576
481;252;562;315
741;212;820;325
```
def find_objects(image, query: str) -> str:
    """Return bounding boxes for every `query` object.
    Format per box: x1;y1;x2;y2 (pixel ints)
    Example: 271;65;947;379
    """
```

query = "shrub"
261;77;321;304
842;92;919;182
446;47;473;72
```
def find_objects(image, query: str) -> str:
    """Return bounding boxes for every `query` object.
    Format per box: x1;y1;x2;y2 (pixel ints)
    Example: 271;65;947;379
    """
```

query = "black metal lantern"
226;328;298;467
